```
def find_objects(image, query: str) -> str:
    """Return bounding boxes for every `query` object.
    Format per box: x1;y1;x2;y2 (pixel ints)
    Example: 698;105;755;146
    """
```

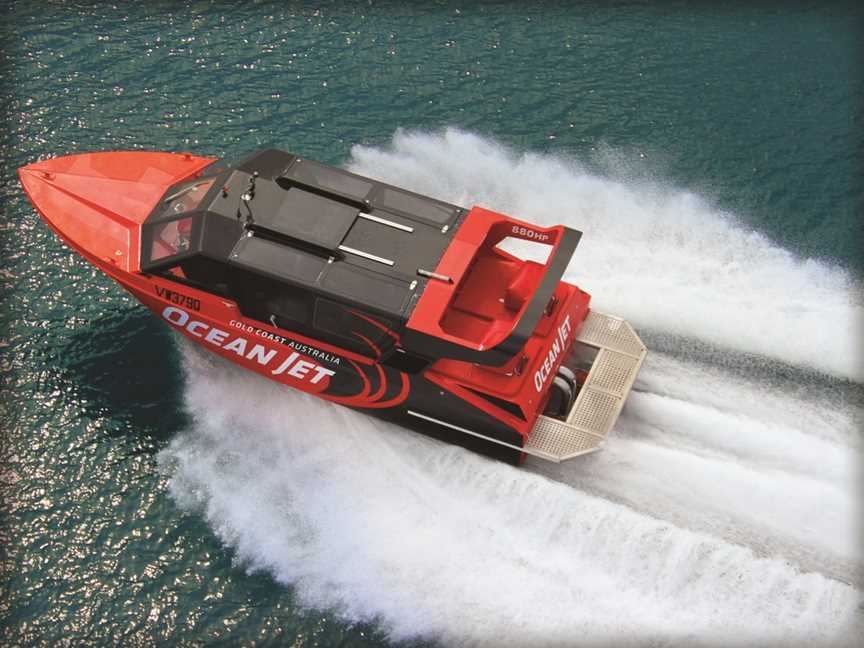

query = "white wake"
159;129;862;646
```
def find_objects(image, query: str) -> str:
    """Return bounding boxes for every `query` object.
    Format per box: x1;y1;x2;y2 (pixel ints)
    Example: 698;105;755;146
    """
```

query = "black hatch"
140;148;467;328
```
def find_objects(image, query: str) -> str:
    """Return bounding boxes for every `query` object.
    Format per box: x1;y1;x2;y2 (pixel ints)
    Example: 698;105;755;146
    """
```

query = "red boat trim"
369;364;388;401
321;366;409;409
348;308;401;344
353;331;382;358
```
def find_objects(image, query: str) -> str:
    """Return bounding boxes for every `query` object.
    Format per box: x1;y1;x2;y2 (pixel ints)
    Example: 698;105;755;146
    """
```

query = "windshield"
150;217;193;261
163;178;216;215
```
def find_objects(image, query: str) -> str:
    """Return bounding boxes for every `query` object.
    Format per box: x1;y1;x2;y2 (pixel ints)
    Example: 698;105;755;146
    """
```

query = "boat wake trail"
159;129;862;646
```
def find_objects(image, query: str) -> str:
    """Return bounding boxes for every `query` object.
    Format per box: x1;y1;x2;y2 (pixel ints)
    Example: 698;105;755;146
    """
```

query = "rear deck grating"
576;311;647;358
525;311;646;462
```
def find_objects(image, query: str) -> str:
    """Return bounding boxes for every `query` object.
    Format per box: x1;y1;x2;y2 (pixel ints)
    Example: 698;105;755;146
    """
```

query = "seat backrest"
504;261;542;312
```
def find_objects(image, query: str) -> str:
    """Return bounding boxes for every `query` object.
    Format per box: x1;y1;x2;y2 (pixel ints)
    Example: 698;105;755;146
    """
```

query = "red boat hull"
20;150;595;464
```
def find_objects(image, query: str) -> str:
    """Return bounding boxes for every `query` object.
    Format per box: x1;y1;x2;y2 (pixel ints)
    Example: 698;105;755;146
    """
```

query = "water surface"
1;2;862;646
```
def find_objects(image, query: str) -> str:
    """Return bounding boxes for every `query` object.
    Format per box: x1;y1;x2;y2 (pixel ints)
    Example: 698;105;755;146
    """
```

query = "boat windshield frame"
140;164;229;271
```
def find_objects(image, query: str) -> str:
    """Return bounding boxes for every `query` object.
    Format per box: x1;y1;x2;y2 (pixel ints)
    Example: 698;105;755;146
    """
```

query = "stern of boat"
525;310;646;461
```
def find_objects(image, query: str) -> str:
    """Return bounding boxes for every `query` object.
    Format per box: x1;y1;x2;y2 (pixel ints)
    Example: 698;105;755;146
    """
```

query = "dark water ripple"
1;1;861;646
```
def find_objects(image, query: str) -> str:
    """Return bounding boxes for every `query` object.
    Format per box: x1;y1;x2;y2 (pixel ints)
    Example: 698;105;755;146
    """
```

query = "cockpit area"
139;149;581;369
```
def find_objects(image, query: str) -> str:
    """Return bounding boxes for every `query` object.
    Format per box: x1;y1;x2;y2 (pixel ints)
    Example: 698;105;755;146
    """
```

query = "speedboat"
19;148;646;464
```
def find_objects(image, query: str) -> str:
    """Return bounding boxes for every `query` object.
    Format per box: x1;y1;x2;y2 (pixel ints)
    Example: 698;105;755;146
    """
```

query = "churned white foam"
347;128;863;383
161;346;861;646
159;131;863;646
535;351;863;583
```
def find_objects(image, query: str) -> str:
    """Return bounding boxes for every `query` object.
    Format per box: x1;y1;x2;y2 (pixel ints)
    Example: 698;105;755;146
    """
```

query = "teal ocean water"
1;2;862;646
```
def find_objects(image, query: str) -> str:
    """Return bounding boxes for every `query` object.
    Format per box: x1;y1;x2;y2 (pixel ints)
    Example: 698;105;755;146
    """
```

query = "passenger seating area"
442;247;545;348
